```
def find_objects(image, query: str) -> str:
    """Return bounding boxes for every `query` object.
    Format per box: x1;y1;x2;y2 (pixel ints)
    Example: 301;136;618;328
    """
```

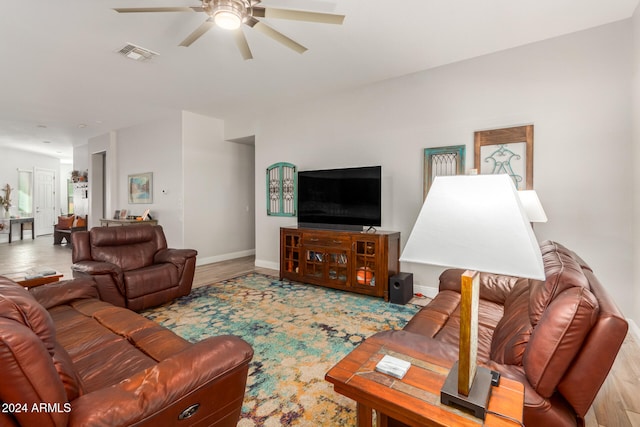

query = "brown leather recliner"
0;276;253;427
71;225;197;311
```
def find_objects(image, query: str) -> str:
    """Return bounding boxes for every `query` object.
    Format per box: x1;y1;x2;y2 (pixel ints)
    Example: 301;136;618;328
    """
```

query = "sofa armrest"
69;335;253;426
29;278;98;309
438;269;466;293
154;248;198;266
71;261;125;294
439;268;521;305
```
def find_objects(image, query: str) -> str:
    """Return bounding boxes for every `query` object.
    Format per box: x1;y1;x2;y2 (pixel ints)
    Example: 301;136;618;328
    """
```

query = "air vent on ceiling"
117;43;159;61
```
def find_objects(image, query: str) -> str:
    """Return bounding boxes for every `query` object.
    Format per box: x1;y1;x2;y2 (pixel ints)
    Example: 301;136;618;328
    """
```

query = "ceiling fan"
114;0;345;60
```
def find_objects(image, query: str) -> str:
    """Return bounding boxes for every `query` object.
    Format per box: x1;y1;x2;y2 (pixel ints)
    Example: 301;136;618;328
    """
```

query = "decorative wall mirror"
474;125;534;190
266;162;296;216
424;145;466;199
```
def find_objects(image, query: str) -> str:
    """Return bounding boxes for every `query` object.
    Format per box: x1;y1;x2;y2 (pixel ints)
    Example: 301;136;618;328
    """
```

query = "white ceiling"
1;0;638;163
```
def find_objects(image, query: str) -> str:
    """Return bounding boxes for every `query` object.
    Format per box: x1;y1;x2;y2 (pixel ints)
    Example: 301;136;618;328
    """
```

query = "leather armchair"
71;225;197;311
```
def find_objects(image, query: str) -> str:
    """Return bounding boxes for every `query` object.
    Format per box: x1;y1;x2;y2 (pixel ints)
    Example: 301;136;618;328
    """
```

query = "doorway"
34;168;56;236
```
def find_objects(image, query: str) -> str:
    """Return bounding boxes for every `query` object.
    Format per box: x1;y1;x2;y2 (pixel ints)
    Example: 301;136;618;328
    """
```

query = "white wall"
0;148;62;243
253;21;635;317
182;111;255;264
72;144;89;173
82;111;256;264
115;113;183;247
59;163;72;213
632;5;640;328
86;132;115;229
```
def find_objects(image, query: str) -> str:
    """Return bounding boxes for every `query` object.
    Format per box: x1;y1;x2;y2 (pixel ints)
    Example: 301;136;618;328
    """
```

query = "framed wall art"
423;145;466;199
128;172;153;204
474;125;533;190
266;162;296;216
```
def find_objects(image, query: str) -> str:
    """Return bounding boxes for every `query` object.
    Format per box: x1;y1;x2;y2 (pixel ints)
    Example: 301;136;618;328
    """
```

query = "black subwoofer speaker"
389;272;413;305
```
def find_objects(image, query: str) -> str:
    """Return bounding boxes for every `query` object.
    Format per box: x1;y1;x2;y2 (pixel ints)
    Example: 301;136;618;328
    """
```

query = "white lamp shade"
518;190;548;223
400;174;545;280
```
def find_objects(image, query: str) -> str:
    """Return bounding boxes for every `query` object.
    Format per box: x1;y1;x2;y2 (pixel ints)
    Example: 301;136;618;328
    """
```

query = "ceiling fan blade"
114;7;202;13
179;19;215;47
252;21;307;54
233;29;253;60
253;7;344;25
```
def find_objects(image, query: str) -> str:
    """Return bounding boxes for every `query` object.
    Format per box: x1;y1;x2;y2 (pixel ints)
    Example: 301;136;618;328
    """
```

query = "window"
17;169;33;216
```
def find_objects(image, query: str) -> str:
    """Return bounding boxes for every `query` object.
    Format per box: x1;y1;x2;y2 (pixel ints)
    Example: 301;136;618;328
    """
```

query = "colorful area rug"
142;273;420;426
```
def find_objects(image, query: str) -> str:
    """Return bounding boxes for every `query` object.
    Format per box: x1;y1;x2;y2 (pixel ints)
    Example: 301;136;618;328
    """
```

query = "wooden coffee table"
325;334;524;427
2;270;64;288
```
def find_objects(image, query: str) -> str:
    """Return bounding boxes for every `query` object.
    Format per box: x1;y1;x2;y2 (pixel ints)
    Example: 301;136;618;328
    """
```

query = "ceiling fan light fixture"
212;0;246;30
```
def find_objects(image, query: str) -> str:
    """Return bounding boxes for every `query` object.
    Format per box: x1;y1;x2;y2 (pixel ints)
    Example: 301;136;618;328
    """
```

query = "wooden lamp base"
440;270;492;419
440;361;493;419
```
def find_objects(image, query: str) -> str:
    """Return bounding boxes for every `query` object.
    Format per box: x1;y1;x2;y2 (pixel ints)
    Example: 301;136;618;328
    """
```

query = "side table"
2;270;64;288
325;334;524;427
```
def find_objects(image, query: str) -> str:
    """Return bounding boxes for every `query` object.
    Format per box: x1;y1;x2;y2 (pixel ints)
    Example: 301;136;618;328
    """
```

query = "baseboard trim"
196;249;256;266
255;259;279;271
414;284;439;299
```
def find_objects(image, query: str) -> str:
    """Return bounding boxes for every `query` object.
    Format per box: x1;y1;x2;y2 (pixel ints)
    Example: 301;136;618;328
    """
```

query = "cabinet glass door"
327;250;349;284
353;239;378;290
304;247;325;279
283;233;301;275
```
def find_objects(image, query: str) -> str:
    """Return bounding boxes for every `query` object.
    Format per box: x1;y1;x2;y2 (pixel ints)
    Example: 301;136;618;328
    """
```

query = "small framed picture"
119;209;127;219
113;210;120;220
128;172;153;204
141;209;150;220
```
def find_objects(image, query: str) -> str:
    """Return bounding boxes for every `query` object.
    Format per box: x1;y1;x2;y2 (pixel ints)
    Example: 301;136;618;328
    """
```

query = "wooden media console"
280;227;400;301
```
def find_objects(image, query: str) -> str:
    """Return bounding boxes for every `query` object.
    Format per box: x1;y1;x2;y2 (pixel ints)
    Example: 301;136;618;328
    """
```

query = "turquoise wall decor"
266;162;296;216
423;145;466;199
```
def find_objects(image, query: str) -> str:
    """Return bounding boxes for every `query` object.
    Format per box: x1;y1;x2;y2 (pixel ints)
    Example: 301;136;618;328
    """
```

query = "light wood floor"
0;236;638;426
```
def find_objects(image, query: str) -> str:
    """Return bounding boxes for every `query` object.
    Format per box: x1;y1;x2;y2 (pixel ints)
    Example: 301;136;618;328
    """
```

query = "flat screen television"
297;166;382;231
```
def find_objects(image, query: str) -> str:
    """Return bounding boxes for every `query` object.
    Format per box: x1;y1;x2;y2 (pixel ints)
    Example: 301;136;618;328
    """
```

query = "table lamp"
518;190;548;224
400;174;545;418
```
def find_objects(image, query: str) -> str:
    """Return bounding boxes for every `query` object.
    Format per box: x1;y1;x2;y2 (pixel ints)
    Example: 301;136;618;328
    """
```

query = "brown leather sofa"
71;225;197;311
376;240;628;426
0;276;253;427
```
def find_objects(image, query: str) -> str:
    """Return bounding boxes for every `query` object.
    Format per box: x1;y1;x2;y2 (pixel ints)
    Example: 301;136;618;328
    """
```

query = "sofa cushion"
48;300;159;392
57;215;75;230
530;241;590;326
0;279;78;423
0;319;70;426
124;264;179;298
89;226;161;271
53;340;86;400
523;285;599;397
73;216;87;228
404;289;460;338
405;289;503;363
490;278;532;365
0;279;56;352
